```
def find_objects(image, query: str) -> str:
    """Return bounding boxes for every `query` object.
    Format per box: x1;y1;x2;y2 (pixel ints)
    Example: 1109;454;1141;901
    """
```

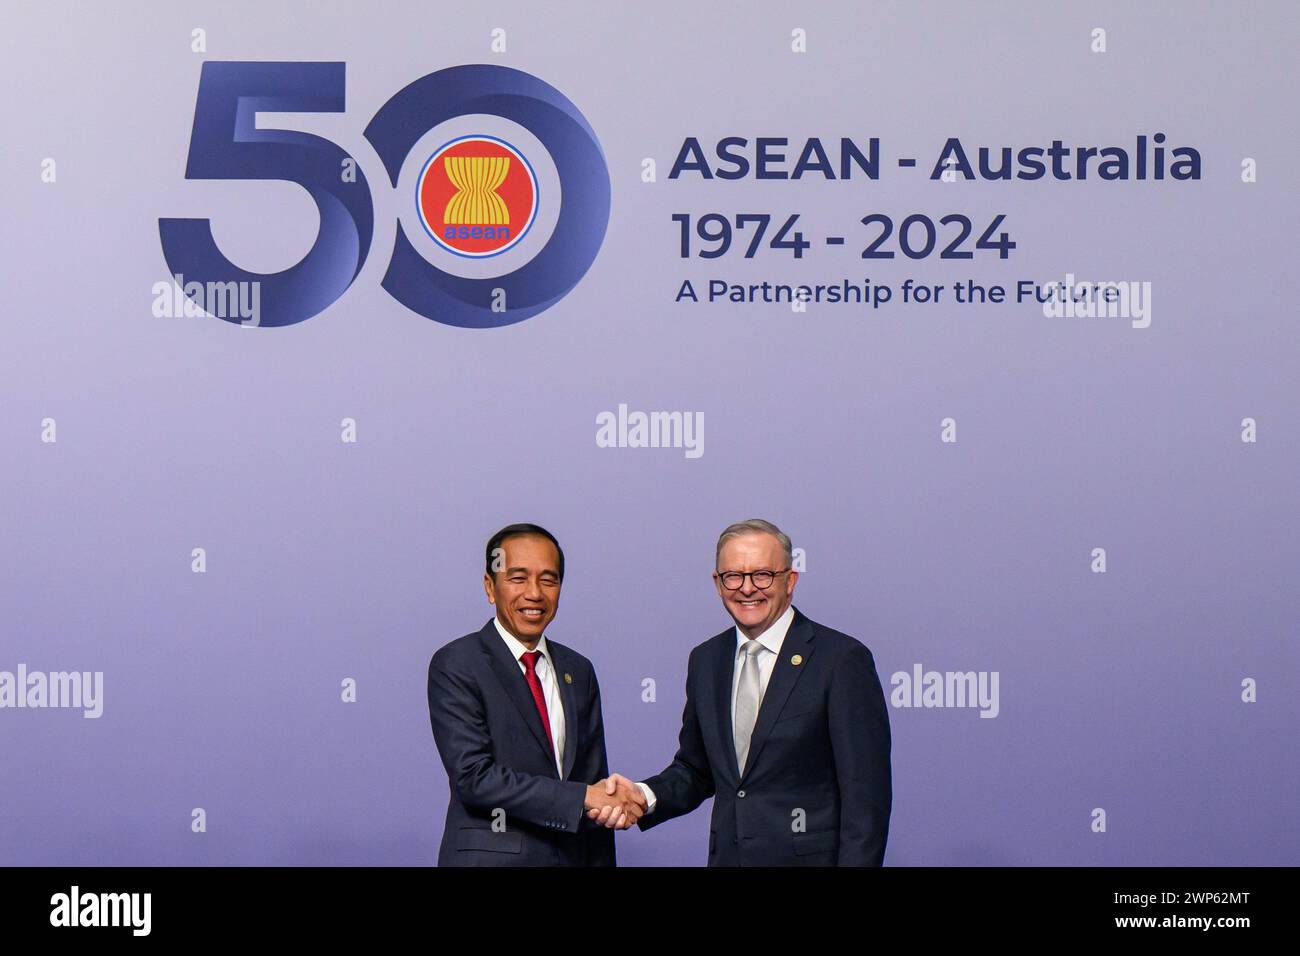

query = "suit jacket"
640;606;892;866
427;619;616;866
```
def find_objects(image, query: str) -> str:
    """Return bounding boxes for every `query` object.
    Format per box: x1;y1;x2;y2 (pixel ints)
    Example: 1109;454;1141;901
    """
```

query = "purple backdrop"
1;1;1296;865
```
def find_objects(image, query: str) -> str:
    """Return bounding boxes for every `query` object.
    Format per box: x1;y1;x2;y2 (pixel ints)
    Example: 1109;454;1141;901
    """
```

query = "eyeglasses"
715;569;791;591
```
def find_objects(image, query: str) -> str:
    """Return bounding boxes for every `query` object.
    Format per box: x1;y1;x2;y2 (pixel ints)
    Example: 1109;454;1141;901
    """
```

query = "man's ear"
484;573;497;605
786;570;799;597
712;573;725;598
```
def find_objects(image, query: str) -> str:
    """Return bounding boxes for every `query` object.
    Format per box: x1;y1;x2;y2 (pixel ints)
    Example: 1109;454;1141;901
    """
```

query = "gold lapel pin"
791;654;803;666
564;673;573;684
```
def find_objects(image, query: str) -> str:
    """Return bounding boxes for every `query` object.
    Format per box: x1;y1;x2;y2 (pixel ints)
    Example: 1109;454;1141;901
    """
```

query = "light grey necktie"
733;640;764;773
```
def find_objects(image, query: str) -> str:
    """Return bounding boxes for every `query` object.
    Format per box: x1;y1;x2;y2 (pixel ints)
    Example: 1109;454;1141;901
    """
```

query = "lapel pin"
791;654;803;666
564;673;573;684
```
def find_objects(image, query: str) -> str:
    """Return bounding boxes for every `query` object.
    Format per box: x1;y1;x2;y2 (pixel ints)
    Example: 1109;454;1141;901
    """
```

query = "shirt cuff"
637;782;657;814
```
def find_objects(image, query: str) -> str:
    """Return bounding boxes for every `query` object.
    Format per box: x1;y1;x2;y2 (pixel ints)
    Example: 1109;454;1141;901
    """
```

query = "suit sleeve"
638;650;715;830
427;653;588;833
828;643;892;866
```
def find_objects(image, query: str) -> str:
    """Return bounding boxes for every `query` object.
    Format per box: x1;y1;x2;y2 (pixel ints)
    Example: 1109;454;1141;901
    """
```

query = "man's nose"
523;578;544;600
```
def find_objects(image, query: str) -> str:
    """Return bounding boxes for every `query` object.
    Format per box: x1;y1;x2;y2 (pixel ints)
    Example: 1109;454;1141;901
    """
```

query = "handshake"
583;773;645;830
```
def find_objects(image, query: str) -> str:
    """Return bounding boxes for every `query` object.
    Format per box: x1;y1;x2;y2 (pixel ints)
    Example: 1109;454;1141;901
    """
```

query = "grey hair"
715;519;793;569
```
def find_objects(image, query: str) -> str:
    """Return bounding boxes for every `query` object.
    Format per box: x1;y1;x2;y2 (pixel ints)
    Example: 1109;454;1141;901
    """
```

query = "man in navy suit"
595;519;892;865
428;523;646;866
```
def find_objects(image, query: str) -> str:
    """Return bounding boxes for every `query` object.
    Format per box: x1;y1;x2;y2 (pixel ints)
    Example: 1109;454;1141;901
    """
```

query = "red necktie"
520;651;555;757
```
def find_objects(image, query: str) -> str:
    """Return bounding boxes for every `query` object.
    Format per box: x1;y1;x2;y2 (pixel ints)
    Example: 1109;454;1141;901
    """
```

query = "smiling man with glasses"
591;518;893;866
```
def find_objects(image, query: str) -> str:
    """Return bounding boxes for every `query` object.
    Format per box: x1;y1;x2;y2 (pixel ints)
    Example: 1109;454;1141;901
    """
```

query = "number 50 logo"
159;62;610;329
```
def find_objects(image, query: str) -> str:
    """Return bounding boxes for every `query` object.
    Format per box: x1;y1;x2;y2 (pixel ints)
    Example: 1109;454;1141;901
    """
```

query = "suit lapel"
478;620;558;775
550;642;579;780
711;631;741;785
739;609;815;783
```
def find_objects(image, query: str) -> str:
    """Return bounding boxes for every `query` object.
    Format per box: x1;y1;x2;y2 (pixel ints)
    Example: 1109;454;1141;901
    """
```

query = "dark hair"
485;523;565;581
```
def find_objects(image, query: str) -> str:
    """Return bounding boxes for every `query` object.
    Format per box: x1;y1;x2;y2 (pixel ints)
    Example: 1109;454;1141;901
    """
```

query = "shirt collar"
494;616;552;665
735;603;796;656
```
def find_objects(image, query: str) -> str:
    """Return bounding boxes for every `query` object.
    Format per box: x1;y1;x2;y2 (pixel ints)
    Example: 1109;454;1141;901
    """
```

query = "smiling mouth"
518;608;545;620
736;599;765;608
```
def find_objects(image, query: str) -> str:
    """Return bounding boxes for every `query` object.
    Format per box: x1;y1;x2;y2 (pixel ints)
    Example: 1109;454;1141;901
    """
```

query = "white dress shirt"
494;617;566;777
730;603;795;730
638;603;797;814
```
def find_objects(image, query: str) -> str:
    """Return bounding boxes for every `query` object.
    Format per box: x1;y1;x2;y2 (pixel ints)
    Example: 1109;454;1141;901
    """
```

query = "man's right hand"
584;775;647;829
585;774;647;829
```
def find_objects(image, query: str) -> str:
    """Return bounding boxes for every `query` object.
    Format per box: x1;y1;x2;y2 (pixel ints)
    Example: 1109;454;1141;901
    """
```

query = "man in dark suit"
428;523;646;866
595;518;892;865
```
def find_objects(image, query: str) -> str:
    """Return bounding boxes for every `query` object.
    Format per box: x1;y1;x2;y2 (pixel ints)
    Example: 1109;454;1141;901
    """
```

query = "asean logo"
417;135;538;258
161;63;610;328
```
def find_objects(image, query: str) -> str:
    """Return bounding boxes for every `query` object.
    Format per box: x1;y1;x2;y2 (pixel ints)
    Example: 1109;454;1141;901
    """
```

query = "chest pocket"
772;705;823;732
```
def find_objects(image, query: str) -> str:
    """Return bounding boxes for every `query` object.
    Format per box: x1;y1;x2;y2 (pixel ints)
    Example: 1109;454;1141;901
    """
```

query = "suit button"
737;790;746;798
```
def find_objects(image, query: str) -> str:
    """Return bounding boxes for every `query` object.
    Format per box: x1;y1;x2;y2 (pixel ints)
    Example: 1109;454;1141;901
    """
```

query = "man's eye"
509;576;526;584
